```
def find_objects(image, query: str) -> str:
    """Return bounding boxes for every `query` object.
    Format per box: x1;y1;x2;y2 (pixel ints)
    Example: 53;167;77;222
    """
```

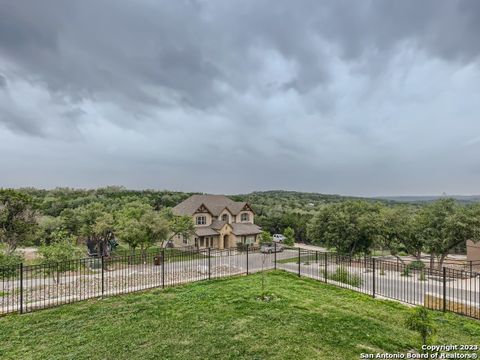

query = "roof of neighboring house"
194;227;219;237
172;194;252;216
231;223;262;236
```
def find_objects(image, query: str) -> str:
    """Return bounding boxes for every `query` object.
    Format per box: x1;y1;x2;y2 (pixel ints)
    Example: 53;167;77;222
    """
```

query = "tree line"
307;199;480;270
0;189;195;267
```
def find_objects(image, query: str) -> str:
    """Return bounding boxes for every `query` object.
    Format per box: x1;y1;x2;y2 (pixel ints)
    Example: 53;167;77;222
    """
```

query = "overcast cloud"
1;0;480;196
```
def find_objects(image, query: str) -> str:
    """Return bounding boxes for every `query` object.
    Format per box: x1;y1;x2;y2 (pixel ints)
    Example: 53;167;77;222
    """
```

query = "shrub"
39;242;83;282
405;307;436;347
328;267;363;287
0;251;23;279
408;260;426;271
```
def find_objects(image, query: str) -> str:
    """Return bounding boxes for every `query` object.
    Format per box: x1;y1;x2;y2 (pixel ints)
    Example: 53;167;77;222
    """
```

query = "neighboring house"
171;194;261;249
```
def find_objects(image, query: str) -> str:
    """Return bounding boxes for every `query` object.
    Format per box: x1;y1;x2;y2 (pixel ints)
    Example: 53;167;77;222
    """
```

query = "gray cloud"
1;0;480;195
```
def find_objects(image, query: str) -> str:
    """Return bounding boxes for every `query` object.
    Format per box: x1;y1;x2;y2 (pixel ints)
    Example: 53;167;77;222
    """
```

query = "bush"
0;251;23;279
328;267;363;287
405;307;436;347
408;260;426;271
38;242;83;281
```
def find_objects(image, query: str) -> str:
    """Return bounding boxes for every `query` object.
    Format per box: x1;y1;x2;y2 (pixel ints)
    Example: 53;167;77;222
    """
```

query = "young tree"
283;227;295;246
73;203;116;257
38;241;83;283
161;209;195;246
405;307;436;348
0;189;37;254
260;230;272;244
116;202;169;256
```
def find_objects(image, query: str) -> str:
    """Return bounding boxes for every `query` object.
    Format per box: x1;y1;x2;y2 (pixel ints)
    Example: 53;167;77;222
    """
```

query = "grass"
1;271;479;360
277;254;318;264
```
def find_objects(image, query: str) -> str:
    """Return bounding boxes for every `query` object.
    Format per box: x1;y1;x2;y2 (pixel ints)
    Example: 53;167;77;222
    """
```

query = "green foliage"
408;260;425;270
328;267;363;287
162;209;195;244
38;242;83;280
307;200;381;256
0;251;23;278
283;227;295;246
405;307;436;347
116;202;169;252
0;189;37;253
375;206;424;260
418;199;480;270
260;230;272;244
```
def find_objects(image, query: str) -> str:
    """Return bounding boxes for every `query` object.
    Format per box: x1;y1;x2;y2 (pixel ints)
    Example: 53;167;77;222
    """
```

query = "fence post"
324;252;328;282
470;261;473;276
162;248;165;289
246;244;249;275
315;251;318;264
101;255;105;297
442;267;446;312
274;242;277;270
298;247;301;277
372;258;376;298
208;247;211;280
19;263;24;314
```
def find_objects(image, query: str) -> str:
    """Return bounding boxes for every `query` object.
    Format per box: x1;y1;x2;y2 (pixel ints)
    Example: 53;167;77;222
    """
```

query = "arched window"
241;213;249;222
222;213;229;222
196;216;206;225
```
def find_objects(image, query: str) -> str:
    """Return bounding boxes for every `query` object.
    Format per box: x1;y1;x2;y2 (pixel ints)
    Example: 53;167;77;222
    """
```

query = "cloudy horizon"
1;1;480;197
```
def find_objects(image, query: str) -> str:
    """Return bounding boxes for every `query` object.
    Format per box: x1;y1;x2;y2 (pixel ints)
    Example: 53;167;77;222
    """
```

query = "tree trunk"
437;254;447;272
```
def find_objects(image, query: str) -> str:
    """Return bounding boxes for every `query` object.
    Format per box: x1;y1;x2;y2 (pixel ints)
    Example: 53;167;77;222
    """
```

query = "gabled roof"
172;194;253;216
211;219;232;231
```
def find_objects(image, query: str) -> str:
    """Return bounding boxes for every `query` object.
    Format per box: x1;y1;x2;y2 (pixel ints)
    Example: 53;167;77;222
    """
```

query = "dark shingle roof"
172;195;250;216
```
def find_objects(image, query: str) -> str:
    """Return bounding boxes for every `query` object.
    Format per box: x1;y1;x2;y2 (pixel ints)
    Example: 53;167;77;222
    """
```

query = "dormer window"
222;213;229;222
241;213;249;222
196;216;206;225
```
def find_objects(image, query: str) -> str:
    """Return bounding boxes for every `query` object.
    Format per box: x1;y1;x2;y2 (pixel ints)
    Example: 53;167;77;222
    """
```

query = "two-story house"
171;194;261;249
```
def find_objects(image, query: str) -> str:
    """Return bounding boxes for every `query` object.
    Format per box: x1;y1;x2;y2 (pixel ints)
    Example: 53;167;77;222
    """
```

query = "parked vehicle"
261;243;284;253
272;234;286;242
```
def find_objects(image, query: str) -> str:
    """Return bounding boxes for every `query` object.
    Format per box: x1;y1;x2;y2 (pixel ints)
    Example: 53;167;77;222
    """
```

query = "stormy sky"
1;1;480;196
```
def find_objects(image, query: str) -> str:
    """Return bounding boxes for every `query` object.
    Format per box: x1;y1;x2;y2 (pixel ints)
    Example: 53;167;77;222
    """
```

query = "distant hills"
373;195;480;204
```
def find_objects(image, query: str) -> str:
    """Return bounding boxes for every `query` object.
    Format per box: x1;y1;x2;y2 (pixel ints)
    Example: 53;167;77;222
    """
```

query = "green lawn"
1;271;479;359
277;254;318;264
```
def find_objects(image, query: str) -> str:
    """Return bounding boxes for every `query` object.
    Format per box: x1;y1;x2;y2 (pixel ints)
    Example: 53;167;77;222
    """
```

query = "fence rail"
1;246;479;320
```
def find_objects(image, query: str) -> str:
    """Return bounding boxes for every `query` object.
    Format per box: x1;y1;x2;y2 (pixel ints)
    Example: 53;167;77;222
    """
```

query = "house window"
241;213;249;222
222;213;229;222
183;236;188;244
196;216;206;225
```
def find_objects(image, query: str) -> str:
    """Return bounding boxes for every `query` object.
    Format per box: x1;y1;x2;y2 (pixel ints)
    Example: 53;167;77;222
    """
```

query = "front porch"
195;234;232;249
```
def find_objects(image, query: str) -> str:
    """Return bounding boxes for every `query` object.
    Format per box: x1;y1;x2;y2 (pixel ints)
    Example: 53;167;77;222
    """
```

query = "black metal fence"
0;247;252;314
276;247;480;320
1;246;479;320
